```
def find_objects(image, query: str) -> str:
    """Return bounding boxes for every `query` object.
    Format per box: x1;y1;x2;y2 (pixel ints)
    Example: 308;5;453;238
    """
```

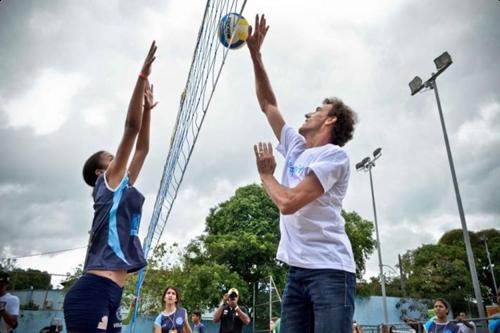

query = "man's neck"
304;130;332;148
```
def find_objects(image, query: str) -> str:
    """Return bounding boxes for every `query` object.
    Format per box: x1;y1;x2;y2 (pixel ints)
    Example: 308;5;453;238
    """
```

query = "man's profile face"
298;104;335;136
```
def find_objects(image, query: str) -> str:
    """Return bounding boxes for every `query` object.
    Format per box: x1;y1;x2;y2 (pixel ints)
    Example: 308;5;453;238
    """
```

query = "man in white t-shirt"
0;272;19;333
456;312;475;333
246;14;358;333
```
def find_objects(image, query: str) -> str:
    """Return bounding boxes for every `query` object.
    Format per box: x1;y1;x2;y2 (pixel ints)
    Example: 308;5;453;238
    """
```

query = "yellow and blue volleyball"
218;13;249;49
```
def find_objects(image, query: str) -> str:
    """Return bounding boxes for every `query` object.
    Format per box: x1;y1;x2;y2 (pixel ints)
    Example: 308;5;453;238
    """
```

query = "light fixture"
434;51;452;72
409;76;424;95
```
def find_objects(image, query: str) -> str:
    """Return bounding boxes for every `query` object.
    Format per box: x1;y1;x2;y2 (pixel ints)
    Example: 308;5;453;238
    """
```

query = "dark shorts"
63;273;124;333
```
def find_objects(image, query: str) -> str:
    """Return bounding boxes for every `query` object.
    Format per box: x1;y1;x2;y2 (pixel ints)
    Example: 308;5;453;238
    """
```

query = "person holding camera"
213;288;250;333
0;272;19;333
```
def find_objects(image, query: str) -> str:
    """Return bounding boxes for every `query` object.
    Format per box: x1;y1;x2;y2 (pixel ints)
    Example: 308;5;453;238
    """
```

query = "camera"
228;292;238;300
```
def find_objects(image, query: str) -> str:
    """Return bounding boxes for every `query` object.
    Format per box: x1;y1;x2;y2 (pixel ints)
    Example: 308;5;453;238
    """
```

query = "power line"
0;245;86;260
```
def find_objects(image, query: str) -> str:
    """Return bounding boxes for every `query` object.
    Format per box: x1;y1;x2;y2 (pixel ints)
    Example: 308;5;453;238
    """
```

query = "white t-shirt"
275;125;356;272
0;292;20;333
457;321;475;333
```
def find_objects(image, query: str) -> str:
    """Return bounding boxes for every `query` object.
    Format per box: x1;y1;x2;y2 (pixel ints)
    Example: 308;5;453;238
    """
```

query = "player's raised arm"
247;14;285;141
106;41;157;188
128;82;158;185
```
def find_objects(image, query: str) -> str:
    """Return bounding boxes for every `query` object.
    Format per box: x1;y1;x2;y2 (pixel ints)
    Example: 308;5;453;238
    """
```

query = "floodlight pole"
368;164;389;324
357;152;388;323
482;236;498;297
427;78;485;319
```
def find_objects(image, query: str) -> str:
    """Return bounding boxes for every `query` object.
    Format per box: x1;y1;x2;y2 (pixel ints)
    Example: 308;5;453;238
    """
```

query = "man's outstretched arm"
247;14;285;140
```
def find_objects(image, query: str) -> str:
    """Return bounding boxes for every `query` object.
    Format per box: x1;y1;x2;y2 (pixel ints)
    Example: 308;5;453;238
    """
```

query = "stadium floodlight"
408;51;485;320
373;147;382;158
355;157;371;171
434;51;452;72
409;76;424;95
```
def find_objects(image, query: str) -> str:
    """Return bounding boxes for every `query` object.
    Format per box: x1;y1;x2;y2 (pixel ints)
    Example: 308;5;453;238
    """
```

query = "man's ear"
95;169;105;176
325;116;337;126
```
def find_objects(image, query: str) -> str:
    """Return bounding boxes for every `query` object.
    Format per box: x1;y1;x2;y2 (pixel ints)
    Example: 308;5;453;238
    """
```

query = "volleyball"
218;13;249;49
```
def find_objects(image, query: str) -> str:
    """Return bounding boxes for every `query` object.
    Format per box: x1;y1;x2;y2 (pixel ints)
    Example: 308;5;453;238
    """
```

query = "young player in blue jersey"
154;287;192;333
63;41;158;333
423;298;462;333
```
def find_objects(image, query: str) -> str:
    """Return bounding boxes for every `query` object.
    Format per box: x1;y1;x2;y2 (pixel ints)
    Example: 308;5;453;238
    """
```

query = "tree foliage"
343;211;377;277
398;228;500;314
0;259;52;290
354;228;499;316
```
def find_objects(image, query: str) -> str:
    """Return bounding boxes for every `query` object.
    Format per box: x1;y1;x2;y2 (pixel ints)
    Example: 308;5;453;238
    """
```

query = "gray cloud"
1;0;499;281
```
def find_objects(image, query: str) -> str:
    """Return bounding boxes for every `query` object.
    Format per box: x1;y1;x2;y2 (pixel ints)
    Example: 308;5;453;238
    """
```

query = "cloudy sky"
1;0;499;288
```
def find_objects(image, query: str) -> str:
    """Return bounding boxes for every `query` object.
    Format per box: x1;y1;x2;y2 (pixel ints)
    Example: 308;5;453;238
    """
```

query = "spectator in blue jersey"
191;310;206;333
154;287;192;333
63;41;158;333
424;298;463;333
489;290;500;333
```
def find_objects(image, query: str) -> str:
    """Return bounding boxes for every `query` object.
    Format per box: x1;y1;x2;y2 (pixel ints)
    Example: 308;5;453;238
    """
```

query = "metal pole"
430;79;486;319
483;237;498;296
253;282;256;333
269;276;272;332
369;166;389;323
398;254;407;297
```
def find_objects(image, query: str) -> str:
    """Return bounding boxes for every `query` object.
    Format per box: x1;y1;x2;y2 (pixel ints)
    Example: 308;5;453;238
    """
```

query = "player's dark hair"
323;97;357;147
434;298;450;315
82;151;106;187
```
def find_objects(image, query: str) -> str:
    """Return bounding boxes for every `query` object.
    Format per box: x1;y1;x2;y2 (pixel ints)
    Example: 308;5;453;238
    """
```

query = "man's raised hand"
246;14;269;55
254;142;276;176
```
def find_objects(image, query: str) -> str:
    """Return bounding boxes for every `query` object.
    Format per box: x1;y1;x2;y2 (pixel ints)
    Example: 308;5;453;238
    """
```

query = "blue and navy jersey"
154;307;187;333
424;320;461;333
489;315;500;333
84;174;147;273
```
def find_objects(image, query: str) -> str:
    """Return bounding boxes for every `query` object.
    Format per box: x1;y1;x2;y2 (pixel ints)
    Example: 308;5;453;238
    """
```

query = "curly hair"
323;97;357;147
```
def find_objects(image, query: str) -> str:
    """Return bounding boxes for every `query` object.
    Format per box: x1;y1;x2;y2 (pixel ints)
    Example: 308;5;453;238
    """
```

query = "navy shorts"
64;273;124;333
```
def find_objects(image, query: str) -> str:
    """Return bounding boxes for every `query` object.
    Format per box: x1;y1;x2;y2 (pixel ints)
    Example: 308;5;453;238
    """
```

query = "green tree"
400;243;474;313
180;184;287;310
343;211;377;277
11;269;52;290
438;228;500;303
61;264;83;292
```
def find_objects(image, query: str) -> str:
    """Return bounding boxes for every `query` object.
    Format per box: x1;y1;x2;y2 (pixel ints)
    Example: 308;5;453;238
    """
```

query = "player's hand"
144;83;158;111
254;142;276;175
141;41;157;77
246;14;269;55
